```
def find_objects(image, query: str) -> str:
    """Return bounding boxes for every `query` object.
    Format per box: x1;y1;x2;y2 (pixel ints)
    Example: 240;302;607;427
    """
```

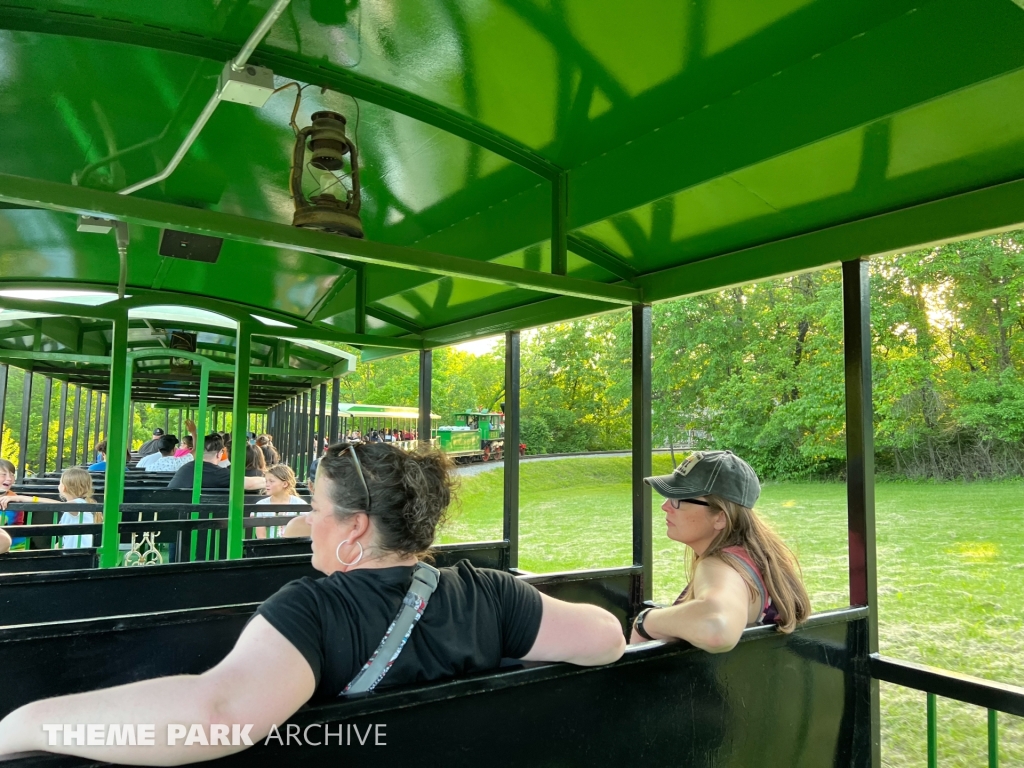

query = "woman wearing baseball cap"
633;450;810;652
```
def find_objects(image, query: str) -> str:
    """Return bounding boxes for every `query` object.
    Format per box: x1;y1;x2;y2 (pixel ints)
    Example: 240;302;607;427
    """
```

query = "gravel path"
455;450;660;476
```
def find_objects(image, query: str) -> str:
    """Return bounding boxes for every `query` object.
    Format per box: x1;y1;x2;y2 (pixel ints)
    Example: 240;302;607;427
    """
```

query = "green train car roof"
2;0;1024;369
339;404;439;420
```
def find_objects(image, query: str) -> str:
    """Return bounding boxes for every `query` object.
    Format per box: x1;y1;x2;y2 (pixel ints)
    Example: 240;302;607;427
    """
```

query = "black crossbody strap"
341;562;441;696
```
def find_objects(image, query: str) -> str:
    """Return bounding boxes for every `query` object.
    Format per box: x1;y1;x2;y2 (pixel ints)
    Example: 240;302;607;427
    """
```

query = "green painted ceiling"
1;0;1024;355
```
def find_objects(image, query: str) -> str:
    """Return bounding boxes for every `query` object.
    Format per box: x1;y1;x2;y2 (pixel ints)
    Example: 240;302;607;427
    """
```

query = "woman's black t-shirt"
255;560;543;701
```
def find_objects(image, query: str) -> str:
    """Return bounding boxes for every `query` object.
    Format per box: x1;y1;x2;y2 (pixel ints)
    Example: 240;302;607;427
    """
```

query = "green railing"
873;655;1023;768
925;693;1000;768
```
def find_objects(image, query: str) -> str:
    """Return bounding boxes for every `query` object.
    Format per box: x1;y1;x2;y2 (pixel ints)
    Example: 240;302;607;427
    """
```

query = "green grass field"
439;456;1024;768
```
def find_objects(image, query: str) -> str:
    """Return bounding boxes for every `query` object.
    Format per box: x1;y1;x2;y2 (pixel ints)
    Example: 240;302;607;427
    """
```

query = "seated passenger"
257;433;279;466
0;527;10;555
253;464;306;539
632;450;810;652
137;427;166;457
135;434;180;470
149;440;194;473
0;459;28;551
55;467;101;549
0;442;625;764
247;444;266;474
0;464;102;548
166;433;266;491
281;454;318;539
218;432;232;467
87;440;107;471
172;434;194;458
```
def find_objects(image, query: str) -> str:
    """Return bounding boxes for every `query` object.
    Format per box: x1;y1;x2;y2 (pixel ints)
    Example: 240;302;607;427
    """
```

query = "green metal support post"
988;708;999;768
99;313;130;568
227;323;252;559
926;693;937;768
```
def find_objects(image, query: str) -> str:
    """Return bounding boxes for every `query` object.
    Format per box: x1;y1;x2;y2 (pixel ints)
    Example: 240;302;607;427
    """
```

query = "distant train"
336;405;521;462
437;409;524;462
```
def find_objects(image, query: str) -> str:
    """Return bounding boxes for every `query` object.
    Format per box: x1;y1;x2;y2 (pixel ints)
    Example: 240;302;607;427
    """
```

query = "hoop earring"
336;539;364;567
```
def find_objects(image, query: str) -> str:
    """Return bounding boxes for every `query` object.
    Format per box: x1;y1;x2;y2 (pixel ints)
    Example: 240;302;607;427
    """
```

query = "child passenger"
0;459;28;551
56;467;101;549
252;464;306;538
632;450;810;652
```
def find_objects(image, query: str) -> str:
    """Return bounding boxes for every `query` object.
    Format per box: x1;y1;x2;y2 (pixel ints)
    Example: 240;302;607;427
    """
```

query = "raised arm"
0;616;315;766
629;556;752;653
521;593;626;666
0;494;59;509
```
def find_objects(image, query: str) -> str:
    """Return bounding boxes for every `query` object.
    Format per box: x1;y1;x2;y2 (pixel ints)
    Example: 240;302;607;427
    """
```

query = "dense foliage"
342;232;1024;480
2;232;1020;480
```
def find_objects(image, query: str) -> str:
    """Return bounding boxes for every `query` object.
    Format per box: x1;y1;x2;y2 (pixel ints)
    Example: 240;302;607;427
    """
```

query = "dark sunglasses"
667;498;711;509
326;442;371;513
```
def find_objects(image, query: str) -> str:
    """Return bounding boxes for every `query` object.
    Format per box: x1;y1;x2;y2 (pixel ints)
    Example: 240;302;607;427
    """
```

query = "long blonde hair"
681;494;810;633
263;464;298;497
60;467;101;522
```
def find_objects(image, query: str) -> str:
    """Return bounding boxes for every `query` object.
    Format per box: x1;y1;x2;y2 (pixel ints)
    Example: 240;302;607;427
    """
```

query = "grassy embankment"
440;455;1024;768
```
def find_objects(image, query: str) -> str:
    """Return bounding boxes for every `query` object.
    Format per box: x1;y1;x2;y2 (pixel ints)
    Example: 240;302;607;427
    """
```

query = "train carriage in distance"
1;0;1024;766
437;409;507;462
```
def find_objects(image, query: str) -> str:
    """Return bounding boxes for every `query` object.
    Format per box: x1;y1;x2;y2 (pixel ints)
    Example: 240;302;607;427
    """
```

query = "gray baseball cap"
644;450;760;509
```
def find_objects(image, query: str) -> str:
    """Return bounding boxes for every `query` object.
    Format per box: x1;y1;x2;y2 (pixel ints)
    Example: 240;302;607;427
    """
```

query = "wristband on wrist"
633;607;657;641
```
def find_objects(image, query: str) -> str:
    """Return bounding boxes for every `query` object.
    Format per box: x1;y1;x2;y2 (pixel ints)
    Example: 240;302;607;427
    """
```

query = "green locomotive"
436;410;505;462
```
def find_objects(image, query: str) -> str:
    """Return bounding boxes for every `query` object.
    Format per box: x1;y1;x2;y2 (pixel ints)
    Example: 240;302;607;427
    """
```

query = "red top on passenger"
674;545;780;626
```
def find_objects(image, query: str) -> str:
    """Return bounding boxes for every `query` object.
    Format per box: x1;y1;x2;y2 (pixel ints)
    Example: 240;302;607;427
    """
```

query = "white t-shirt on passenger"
253;495;307;537
59;499;94;549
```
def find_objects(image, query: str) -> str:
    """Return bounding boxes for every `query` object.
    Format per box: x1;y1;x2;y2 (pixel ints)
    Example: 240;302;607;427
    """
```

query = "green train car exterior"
436;411;505;462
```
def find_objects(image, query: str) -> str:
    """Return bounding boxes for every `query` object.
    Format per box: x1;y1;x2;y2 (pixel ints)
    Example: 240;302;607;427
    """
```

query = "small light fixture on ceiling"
291;111;364;239
251;314;296;328
0;289;125;305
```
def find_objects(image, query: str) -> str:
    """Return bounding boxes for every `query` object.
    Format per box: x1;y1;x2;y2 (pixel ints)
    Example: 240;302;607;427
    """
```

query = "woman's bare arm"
0;616;314;766
282;514;311;538
242;475;266;491
521;593;625;666
629;556;752;653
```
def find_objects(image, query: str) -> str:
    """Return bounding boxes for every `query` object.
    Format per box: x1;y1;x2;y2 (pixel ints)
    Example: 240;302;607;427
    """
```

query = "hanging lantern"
291;110;364;238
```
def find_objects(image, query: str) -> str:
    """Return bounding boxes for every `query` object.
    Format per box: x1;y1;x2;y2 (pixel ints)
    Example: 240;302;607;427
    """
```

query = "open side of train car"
2;1;1024;765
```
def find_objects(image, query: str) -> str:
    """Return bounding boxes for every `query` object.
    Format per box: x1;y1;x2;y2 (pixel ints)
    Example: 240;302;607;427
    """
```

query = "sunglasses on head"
667;498;711;509
326;442;371;513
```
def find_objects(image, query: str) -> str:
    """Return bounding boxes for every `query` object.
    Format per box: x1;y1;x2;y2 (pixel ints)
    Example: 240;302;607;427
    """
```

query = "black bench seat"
0;606;868;767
